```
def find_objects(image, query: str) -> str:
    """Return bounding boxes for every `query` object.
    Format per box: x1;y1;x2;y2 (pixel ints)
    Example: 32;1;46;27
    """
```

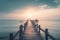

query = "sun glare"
26;13;32;20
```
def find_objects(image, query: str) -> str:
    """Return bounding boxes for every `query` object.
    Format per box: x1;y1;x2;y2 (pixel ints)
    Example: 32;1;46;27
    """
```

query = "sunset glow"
1;6;60;20
26;13;32;19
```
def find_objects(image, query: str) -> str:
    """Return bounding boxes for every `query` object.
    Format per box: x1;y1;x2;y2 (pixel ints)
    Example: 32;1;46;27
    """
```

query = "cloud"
35;0;59;7
54;0;60;4
0;0;60;13
54;0;60;8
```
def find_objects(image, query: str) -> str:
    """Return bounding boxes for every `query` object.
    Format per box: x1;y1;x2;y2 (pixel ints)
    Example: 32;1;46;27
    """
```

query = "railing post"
36;24;38;30
19;25;23;40
45;29;48;40
38;25;40;33
9;33;13;40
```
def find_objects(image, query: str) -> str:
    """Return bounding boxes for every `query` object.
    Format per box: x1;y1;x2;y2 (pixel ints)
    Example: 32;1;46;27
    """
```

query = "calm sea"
0;20;60;40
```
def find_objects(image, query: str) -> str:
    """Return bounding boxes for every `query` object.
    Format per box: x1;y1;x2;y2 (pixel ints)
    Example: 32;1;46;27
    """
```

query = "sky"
0;0;60;20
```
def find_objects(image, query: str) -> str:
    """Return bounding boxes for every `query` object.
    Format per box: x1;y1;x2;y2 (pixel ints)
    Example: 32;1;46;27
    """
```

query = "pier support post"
45;29;48;40
36;24;38;31
9;33;13;40
19;25;23;40
38;25;40;33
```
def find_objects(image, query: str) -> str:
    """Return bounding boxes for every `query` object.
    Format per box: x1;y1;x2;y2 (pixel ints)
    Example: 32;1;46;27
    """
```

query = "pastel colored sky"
0;0;60;20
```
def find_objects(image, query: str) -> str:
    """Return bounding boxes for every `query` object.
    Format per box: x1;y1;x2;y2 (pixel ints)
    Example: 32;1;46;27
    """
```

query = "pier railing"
9;21;28;40
9;25;24;40
9;20;55;40
39;25;55;40
31;21;55;40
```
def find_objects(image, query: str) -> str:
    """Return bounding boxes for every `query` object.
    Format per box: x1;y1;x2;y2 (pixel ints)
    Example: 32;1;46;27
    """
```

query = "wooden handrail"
48;34;55;40
9;30;19;40
9;21;28;40
13;30;19;39
39;25;55;40
31;21;55;40
9;25;24;40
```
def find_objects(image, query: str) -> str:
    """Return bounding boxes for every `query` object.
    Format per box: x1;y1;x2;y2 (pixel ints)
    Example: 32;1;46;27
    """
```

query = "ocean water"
0;20;21;40
0;20;60;40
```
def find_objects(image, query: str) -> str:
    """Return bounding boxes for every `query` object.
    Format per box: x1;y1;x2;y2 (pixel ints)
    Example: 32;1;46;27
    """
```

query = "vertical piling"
39;25;40;33
9;33;13;40
19;25;23;40
36;24;38;31
45;29;48;40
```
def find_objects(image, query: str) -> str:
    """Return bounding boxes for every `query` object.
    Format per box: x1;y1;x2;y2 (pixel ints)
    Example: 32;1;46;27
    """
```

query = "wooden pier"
9;20;55;40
